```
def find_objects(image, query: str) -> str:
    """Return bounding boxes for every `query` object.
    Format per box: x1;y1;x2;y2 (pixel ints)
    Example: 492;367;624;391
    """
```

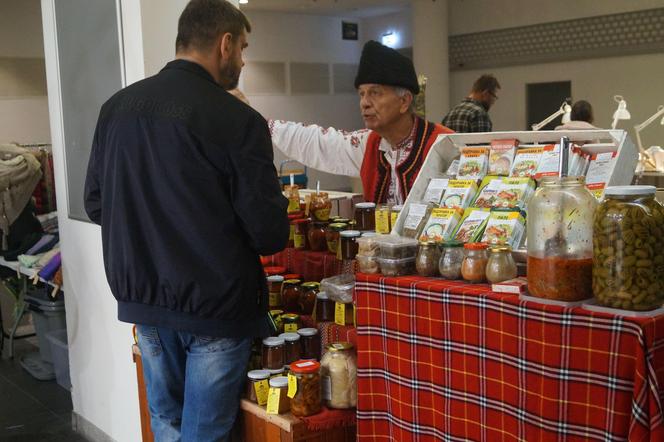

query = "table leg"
7;276;28;359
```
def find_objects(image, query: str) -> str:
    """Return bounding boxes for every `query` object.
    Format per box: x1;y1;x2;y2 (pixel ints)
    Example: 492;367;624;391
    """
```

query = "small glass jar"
486;245;518;284
340;230;361;260
285;185;301;214
268;376;291;414
262;337;285;370
307;222;328;252
416;240;441;277
311;192;332;222
315;291;334;323
281;279;303;313
298;328;321;361
290;360;322;417
375;204;392;234
299;282;320;315
320;342;357;409
390;205;403;231
325;223;347;254
337;301;355;326
267;275;284;309
270;309;284;334
293;218;310;250
287;213;302;248
439;241;465;279
279;332;302;365
461;243;489;283
282;313;301;333
354;202;376;231
246;369;270;403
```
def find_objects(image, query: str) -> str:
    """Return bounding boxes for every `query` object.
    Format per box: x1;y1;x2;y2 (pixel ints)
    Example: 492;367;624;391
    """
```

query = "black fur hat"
354;40;419;94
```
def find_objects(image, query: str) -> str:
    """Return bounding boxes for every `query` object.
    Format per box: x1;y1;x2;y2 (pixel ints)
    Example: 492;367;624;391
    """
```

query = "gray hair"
393;86;415;113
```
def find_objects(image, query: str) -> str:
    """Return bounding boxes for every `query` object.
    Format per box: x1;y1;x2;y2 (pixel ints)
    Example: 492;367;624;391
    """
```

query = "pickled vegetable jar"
290;360;322;417
592;185;664;310
311;192;332;222
320;342;357;409
307;222;328;252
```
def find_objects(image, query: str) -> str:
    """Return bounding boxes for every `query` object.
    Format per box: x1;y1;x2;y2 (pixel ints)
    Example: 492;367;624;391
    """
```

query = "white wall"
361;8;412;49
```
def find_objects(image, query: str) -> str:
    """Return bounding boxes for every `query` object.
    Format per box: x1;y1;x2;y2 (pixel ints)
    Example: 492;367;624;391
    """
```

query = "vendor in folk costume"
270;40;455;205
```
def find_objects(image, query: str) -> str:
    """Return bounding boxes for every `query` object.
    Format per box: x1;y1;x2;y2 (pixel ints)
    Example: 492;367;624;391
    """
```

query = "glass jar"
287;213;302;248
307;222;328;252
285;185;301;214
278;332;302;365
282;313;301;333
375;204;392;234
267;275;284;309
270;309;284;334
246;369;270;403
593;185;664;311
320;343;357;409
527;177;597;301
416;240;441;277
315;291;334;322
461;243;489;283
290;360;322;417
298;328;321;360
262;337;285;370
299;282;320;315
336;301;355;326
311;192;332;222
266;367;285;378
340;230;361;260
486;246;518;284
293;218;310;250
325;223;347;254
390;205;403;231
268;376;291;414
354;202;376;231
439;241;464;279
281;279;302;313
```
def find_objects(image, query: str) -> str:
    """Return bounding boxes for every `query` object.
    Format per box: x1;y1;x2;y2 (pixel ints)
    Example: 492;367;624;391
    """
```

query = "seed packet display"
567;146;586;177
472;176;503;209
488;139;518;176
402;202;432;238
493;178;535;210
534;144;559;180
585;151;617;198
510;147;543;178
422;177;449;205
453;208;491;243
446;159;460;177
457;147;489;180
419;208;462;242
441;180;478;210
481;210;526;248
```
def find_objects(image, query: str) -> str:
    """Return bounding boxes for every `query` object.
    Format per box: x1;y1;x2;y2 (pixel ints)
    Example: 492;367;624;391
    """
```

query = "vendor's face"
219;30;247;90
358;84;409;132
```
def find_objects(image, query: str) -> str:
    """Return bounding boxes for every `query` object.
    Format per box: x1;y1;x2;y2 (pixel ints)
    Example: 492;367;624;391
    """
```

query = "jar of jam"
281;279;302;313
246;369;271;403
340;230;361;260
486;245;517;284
311;192;332;222
325;223;347;254
282;313;301;332
461;243;489;283
299;282;319;315
290;360;322;417
293;218;310;250
262;337;285;370
285;185;301;214
390;205;403;231
287;213;302;248
354;202;376;231
279;332;302;365
298;327;321;360
375;204;392;234
315;291;334;323
267;275;284;309
268;376;291;414
307;222;328;252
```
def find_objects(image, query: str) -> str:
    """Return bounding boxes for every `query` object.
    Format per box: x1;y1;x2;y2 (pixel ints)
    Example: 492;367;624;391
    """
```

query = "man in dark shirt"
83;0;289;440
442;74;500;133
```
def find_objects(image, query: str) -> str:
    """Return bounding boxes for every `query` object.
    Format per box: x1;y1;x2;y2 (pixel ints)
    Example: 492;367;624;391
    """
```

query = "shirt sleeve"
470;112;493;132
84;123;102;225
269;119;369;177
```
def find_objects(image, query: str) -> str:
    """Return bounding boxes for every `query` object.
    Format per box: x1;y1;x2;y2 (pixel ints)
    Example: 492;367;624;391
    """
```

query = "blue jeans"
136;325;252;442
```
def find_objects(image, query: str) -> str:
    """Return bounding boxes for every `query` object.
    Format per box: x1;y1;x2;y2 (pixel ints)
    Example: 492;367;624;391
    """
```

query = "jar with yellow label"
390;205;403;231
375;204;392;234
311;192;332;222
285;185;301;214
268;376;291;414
267;275;284;309
246;369;270;403
293;218;310;250
282;313;301;333
325;223;347;254
270;309;284;334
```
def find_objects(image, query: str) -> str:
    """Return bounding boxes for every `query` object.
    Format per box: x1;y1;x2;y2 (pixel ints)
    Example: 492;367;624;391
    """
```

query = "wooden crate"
240;400;356;442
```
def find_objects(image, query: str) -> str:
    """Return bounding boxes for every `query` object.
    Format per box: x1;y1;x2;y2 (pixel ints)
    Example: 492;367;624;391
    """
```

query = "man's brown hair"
176;0;251;53
471;74;500;95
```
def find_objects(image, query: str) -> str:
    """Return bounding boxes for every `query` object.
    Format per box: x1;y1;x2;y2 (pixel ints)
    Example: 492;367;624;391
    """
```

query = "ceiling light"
381;32;398;48
239;0;248;4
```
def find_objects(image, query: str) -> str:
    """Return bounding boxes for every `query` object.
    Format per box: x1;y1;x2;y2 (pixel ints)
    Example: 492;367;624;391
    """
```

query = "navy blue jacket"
84;60;289;338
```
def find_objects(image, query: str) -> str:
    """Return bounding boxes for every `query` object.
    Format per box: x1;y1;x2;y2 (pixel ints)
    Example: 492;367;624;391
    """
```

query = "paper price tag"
294;234;305;249
322;375;332;401
375;209;390;234
284;323;298;333
266;387;281;414
287;374;297;398
335;302;346;326
254;380;269;406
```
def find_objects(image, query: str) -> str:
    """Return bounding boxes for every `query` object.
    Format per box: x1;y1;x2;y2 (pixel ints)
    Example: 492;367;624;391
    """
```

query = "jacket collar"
162;59;219;86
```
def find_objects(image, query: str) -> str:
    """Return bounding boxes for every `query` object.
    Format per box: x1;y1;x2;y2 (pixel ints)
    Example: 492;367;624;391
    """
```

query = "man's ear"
401;92;413;114
219;32;233;59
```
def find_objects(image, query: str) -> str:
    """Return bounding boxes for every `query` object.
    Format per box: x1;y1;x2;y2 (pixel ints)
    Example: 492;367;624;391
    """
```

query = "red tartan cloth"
355;274;664;442
318;321;357;356
263;248;343;282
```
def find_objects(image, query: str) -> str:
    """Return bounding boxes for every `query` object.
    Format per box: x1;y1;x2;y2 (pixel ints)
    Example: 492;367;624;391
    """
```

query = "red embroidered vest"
360;117;453;203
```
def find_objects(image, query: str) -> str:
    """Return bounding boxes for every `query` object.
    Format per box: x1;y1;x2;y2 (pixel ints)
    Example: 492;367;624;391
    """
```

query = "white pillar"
412;0;449;123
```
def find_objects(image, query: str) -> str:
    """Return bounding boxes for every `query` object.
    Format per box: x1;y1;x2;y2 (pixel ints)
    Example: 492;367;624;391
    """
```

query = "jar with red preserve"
311;192;332;222
307;222;328;252
299;282;319;315
282;279;303;313
288;213;303;248
325;223;347;254
293;218;310;250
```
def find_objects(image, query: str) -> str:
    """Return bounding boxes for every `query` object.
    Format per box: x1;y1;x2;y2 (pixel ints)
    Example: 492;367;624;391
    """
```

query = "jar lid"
391;205;403;211
283;279;302;285
278;332;301;342
288;213;303;220
316;291;329;300
361;232;378;237
464;242;488;250
283;273;301;280
269;376;289;388
562;176;585;185
247;369;271;380
264;266;286;276
267;275;285;282
262;337;285;347
340;230;361;238
489;245;512;253
419;240;437;246
301;282;320;289
297;328;318;337
270;309;284;316
442;241;463;248
282;313;300;321
356;202;376;209
290;359;321;373
294;218;311;224
329;222;348;231
335;218;350;224
604;185;656;196
265;367;284;375
327;342;354;351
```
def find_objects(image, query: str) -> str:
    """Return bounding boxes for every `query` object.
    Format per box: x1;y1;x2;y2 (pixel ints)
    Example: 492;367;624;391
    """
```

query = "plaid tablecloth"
355;274;664;442
263;248;346;282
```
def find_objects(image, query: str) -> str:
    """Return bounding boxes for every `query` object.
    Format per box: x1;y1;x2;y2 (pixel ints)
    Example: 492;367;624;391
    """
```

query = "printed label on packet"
254;379;269;406
335;302;346;326
287;374;297;398
266;387;281;414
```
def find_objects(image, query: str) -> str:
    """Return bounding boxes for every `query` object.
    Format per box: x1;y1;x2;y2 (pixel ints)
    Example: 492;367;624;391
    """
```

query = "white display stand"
393;129;638;235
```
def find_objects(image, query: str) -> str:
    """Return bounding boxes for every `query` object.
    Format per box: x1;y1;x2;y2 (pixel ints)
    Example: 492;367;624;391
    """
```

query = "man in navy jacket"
84;1;288;439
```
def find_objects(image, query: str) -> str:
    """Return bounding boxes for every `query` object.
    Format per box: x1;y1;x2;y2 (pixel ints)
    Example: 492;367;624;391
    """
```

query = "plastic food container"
376;257;416;276
320;274;355;304
376;235;419;259
356;234;381;257
356;254;380;274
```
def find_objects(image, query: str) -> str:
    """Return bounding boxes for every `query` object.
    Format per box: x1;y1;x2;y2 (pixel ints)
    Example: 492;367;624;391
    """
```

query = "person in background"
442;74;500;133
83;1;289;440
270;40;454;205
555;99;600;130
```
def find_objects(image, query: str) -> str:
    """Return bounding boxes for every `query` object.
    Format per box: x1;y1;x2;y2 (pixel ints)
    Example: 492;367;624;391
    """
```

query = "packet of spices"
481;210;526;248
510;147;543;178
585;151;617;199
441;180;478;210
418;208;462;242
493;177;535;210
534;144;559;180
471;176;503;208
457;147;489;180
402;202;433;238
452;208;491;243
488;139;518;176
422;177;450;205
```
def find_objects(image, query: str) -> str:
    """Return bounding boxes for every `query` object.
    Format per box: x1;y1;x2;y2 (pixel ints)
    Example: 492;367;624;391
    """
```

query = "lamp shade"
561;103;572;124
612;96;631;121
